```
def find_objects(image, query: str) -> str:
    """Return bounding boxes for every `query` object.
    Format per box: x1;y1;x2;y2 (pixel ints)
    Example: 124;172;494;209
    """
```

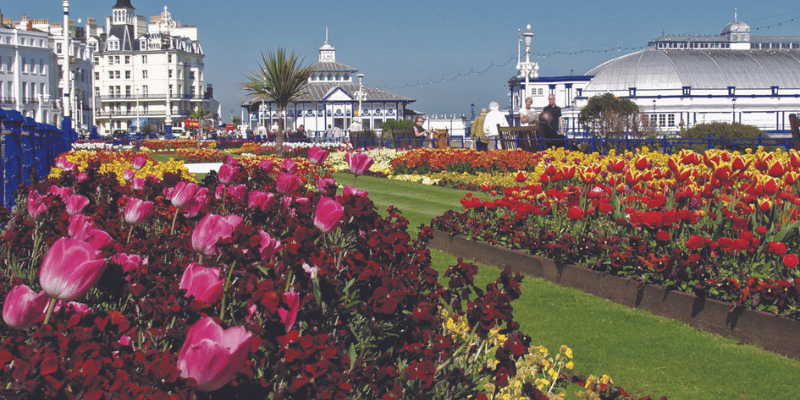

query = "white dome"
721;21;750;35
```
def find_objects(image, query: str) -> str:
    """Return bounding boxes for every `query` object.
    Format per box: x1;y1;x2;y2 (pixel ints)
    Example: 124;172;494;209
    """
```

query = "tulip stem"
43;297;58;325
170;209;179;236
220;261;237;319
127;226;134;244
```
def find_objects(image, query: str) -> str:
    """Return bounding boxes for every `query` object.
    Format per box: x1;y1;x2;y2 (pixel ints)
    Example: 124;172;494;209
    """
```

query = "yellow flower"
565;361;574;370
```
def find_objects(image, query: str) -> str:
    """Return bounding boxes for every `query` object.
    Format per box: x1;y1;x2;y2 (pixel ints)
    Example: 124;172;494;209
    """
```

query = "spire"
325;27;328;44
734;8;738;22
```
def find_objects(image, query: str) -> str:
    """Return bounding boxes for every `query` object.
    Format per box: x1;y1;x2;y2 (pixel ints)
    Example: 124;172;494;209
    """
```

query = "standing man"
471;108;488;151
324;124;334;142
542;94;562;133
483;101;508;150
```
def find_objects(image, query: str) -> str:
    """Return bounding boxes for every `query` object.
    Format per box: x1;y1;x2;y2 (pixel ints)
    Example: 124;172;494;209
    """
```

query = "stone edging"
429;230;800;360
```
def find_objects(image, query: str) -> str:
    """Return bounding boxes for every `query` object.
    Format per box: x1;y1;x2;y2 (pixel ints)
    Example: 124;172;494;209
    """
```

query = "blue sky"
4;1;800;122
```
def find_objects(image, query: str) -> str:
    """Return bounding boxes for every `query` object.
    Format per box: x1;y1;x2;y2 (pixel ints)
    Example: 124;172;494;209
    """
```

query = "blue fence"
0;107;72;209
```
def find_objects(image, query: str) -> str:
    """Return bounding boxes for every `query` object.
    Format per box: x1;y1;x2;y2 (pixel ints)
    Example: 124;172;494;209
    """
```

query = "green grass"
342;172;800;400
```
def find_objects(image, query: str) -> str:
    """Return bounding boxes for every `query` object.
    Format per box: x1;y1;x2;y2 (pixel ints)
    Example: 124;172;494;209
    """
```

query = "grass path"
334;172;800;400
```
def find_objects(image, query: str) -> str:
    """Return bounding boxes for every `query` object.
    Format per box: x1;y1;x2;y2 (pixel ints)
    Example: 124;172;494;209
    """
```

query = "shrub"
675;122;771;152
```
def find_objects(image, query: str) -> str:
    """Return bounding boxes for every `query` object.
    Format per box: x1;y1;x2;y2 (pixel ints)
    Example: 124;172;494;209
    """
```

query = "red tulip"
124;197;156;226
758;198;773;213
633;155;649;171
608;159;625;172
3;284;50;329
763;177;779;196
218;164;240;185
785;172;800;186
279;291;300;333
314;196;344;233
560;165;576;180
566;205;584;220
515;171;527;182
192;214;243;256
27;190;47;218
276;172;301;195
307;146;330;165
783;254;799;268
480;182;491;191
39;237;107;301
754;153;772;172
179;263;225;303
790;150;800;169
346;152;374;176
177;317;253;392
132;155;147;170
258;230;282;260
766;160;786;178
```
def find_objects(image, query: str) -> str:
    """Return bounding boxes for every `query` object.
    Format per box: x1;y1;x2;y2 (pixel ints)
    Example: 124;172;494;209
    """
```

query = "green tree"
242;48;315;157
677;122;768;152
380;119;415;137
232;116;242;126
190;105;213;149
140;123;155;137
579;93;653;139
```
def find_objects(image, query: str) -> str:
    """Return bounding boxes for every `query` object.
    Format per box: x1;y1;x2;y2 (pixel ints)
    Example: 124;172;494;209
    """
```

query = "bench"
497;125;540;151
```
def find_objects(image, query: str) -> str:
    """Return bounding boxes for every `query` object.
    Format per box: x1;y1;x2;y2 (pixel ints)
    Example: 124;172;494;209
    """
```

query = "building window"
658;114;666;127
142;85;148;96
142;55;147;64
772;86;779;95
169;70;173;78
95;87;99;96
682;86;691;96
0;56;3;71
728;86;735;96
629;87;636;97
125;70;131;79
22;58;27;73
668;114;675;127
168;55;172;63
95;72;100;81
125;55;131;64
126;86;131;97
56;43;62;53
109;71;114;79
169;85;173;97
115;71;121;79
189;71;195;80
142;70;148;79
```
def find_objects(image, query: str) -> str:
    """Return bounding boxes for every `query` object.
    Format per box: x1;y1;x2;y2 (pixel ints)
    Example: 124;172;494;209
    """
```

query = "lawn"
334;172;800;400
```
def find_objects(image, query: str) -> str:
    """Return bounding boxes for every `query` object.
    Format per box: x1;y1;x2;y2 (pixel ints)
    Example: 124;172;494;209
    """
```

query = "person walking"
471;108;488;151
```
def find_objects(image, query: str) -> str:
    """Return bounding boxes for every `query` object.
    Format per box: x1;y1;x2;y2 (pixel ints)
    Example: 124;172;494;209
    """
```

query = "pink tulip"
258;230;282;260
218;164;240;185
177;317;253;392
276;172;300;195
258;159;274;172
68;214;115;250
65;194;89;215
183;190;208;217
192;214;243;256
131;177;146;190
55;157;67;169
27;190;47;218
62;161;77;171
302;262;319;279
170;182;205;210
278;291;300;333
47;185;73;200
307;146;329;165
77;172;89;182
248;190;274;211
346;152;374;176
124;197;156;226
111;252;146;274
123;169;135;181
132;155;147;170
53;300;91;315
294;197;311;213
179;263;225;303
222;155;238;166
318;177;337;196
227;184;247;202
39;237;107;301
314;197;344;233
281;159;298;174
343;186;369;198
2;285;50;329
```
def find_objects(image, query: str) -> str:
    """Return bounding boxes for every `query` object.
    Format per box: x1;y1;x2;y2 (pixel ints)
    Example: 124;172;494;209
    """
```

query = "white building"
244;33;414;137
0;14;58;124
510;16;800;137
91;0;216;136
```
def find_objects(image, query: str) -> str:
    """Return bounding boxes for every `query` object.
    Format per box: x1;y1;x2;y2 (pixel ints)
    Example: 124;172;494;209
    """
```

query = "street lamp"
160;6;176;139
731;98;736;124
516;25;538;112
62;0;72;142
354;74;365;131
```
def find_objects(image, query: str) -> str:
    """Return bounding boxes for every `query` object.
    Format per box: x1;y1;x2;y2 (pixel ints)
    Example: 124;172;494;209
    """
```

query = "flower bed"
0;148;648;399
432;147;800;321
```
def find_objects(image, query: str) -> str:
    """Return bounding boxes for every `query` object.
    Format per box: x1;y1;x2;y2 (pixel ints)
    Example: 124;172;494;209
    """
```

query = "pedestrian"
471;108;488;151
483;101;508;150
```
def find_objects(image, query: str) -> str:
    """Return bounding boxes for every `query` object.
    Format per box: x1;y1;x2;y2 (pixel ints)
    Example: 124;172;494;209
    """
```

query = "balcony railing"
98;94;208;101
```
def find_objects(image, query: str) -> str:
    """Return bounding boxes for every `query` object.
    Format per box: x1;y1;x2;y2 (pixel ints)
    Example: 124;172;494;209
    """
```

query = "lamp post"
62;0;72;143
259;103;266;139
516;25;538;115
652;100;656;128
354;74;365;131
731;98;736;124
160;6;176;139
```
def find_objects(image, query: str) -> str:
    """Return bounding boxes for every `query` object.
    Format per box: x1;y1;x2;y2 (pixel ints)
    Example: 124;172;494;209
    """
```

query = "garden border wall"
429;230;800;360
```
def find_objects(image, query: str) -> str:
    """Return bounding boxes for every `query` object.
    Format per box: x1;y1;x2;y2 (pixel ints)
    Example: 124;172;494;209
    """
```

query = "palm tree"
242;48;315;157
190;105;213;149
